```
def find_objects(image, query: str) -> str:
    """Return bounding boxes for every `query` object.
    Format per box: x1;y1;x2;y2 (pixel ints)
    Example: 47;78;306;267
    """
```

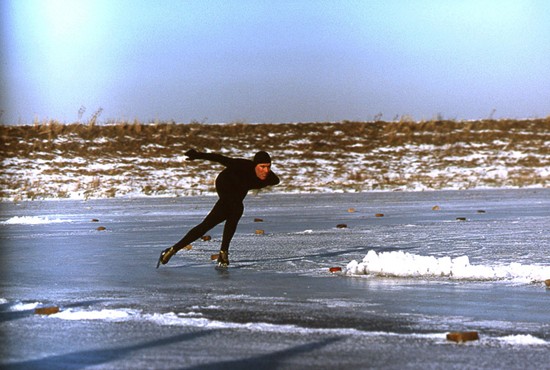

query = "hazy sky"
2;0;549;124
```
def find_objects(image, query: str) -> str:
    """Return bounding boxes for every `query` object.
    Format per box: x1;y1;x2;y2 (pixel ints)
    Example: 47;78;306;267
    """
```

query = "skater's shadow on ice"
4;331;213;370
188;336;343;370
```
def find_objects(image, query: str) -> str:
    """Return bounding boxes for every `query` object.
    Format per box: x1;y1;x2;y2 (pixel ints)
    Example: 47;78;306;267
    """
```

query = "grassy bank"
1;118;549;200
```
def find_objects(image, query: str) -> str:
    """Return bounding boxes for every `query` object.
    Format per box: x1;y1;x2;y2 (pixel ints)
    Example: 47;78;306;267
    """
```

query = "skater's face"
255;163;271;180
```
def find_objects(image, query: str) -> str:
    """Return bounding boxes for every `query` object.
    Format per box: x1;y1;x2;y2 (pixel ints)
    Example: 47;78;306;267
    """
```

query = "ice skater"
157;149;280;268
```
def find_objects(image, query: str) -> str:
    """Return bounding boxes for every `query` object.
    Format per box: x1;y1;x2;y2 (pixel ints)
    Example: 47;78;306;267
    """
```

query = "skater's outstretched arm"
185;149;280;187
185;149;242;167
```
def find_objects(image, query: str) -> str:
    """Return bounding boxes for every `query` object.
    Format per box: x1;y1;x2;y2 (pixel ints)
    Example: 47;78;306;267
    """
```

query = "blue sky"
2;0;549;124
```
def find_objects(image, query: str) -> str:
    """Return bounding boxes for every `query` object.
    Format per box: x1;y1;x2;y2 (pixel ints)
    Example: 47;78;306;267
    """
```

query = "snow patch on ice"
497;334;548;346
1;216;67;225
52;308;140;321
9;302;41;311
47;307;550;346
346;250;550;283
48;308;405;338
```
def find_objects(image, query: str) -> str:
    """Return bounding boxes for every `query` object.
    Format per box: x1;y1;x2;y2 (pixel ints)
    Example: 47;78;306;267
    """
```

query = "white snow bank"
346;250;550;283
497;334;548;346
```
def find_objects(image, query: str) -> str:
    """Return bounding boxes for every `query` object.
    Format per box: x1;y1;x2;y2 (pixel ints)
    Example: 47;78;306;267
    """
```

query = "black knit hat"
253;151;272;164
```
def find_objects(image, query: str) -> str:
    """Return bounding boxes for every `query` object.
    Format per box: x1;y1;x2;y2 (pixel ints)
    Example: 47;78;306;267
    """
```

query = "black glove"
185;149;200;160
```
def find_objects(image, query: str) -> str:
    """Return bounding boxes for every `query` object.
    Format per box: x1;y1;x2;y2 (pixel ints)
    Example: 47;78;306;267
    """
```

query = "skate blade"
156;250;167;269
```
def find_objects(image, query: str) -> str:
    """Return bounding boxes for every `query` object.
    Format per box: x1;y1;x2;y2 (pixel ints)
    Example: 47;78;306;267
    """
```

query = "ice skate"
216;250;229;268
156;246;176;268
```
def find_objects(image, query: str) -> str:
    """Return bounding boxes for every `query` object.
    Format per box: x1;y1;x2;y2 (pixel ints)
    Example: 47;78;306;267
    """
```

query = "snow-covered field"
1;119;549;201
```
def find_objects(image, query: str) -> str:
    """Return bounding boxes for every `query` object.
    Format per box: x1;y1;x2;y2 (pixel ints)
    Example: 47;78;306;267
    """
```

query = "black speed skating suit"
171;151;280;254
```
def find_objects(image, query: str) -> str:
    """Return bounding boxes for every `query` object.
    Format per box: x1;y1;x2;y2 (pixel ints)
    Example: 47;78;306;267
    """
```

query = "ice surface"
1;189;549;369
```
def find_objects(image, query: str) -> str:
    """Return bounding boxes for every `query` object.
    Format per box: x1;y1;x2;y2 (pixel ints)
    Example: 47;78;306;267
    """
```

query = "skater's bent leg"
220;201;244;252
172;201;227;251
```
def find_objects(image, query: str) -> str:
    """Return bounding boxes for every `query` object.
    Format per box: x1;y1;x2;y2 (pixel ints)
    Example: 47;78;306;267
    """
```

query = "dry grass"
1;117;549;200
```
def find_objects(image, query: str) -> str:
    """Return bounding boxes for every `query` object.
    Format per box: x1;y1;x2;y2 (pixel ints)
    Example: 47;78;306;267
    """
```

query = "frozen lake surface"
1;189;549;369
